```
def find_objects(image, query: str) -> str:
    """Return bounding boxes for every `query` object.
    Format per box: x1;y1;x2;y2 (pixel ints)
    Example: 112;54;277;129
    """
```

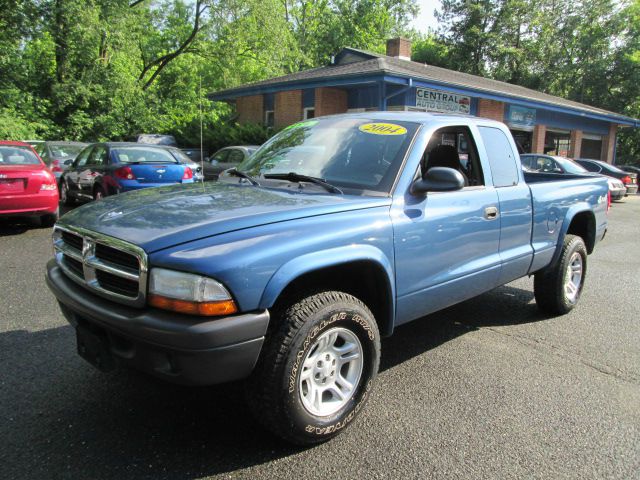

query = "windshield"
50;144;85;159
553;156;588;174
0;146;41;165
112;147;179;164
238;118;419;193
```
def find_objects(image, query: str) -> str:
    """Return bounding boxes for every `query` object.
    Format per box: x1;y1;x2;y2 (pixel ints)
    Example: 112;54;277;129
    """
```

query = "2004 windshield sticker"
358;123;407;135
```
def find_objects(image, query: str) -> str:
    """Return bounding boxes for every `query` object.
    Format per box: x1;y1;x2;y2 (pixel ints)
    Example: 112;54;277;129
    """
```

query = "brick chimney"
386;38;412;61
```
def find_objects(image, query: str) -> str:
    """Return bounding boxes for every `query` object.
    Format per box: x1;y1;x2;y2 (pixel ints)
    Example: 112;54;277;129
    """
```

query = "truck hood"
58;183;391;252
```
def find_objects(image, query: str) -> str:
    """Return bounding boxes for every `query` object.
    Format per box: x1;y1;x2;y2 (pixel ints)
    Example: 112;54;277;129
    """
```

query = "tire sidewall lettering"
288;310;375;395
284;304;378;438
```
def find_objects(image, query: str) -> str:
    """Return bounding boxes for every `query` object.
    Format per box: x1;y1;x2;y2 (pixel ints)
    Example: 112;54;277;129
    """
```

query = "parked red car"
0;141;59;226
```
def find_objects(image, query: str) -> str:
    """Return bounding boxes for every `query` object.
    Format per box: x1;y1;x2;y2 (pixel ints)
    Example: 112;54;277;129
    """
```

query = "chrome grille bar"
52;225;148;307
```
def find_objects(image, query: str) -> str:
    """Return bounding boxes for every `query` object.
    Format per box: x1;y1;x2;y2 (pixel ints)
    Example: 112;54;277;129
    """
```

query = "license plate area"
0;178;25;193
76;324;116;372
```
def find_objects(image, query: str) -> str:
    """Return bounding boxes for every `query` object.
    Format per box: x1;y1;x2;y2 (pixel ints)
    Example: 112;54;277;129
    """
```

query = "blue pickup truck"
46;113;609;444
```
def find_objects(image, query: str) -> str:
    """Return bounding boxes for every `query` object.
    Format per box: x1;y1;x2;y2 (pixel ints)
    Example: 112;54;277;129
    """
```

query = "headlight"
148;268;238;316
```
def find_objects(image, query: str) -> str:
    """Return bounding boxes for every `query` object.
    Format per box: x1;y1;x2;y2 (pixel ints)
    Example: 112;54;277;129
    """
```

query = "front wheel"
60;180;73;206
534;234;587;315
246;291;380;445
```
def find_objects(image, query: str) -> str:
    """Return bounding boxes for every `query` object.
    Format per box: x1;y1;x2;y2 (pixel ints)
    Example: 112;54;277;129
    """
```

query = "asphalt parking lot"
1;197;639;480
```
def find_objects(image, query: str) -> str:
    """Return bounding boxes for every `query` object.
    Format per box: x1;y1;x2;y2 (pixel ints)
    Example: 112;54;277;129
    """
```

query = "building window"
544;129;570;156
303;107;315;120
581;134;603;160
265;110;274;128
510;129;532;154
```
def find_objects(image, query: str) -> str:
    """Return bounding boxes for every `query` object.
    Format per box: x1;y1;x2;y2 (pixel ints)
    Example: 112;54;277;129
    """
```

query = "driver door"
393;126;502;325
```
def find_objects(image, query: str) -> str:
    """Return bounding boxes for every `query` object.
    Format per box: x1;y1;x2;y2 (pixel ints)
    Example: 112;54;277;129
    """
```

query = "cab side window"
478;127;519;187
420;126;485;187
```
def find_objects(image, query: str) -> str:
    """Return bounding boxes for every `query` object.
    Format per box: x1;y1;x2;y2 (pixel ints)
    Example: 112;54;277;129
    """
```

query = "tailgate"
130;164;185;183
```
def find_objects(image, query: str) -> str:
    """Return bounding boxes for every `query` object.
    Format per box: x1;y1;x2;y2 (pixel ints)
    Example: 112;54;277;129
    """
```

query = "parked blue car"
59;142;195;204
47;113;608;445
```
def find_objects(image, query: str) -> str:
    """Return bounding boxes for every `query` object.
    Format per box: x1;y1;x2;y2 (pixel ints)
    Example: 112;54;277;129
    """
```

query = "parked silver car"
203;145;260;180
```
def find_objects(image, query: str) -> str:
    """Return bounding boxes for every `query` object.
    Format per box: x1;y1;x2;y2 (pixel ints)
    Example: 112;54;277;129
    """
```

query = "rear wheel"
40;208;59;228
93;186;106;201
246;291;380;445
534;234;587;315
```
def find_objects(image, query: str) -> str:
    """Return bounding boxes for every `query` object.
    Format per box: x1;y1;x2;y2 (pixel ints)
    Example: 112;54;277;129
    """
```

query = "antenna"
199;74;204;183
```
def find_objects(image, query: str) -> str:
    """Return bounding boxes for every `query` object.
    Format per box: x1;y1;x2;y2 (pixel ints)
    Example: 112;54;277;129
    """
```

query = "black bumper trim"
46;259;270;385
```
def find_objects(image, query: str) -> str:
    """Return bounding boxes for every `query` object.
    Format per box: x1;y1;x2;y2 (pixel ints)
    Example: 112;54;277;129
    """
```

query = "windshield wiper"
263;172;343;194
226;168;260;186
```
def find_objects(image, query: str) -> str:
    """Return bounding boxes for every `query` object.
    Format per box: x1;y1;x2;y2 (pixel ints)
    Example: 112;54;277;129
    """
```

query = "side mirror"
210;159;218;165
63;159;73;166
203;157;210;163
410;167;465;195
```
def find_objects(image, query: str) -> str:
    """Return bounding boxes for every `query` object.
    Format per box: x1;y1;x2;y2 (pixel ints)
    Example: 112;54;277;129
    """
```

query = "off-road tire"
534;234;587;315
245;291;380;445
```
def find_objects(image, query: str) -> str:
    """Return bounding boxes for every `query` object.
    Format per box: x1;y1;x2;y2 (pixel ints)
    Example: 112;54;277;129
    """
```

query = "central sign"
415;87;471;114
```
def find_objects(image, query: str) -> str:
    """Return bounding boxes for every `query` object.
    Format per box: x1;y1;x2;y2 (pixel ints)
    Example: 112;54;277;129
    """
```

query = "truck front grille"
95;243;140;273
53;226;148;307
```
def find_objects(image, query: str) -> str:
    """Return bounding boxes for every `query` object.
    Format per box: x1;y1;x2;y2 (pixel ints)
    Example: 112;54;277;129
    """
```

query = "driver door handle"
484;206;499;220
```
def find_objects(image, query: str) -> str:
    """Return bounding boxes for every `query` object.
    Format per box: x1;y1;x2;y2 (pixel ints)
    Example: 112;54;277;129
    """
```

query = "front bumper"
46;259;269;385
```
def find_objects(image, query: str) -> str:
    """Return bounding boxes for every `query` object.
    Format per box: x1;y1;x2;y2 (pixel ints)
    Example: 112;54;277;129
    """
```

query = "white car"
607;177;626;201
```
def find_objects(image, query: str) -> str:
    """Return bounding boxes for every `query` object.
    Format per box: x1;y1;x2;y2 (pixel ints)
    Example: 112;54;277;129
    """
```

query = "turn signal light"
115;166;136;180
621;175;631;185
182;166;193;180
149;294;238;316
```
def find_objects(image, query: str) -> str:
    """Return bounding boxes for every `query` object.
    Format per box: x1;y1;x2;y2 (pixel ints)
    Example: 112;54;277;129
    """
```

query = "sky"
410;0;441;33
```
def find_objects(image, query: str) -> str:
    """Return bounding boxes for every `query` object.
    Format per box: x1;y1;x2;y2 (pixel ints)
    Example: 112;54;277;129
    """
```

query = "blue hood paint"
58;182;390;252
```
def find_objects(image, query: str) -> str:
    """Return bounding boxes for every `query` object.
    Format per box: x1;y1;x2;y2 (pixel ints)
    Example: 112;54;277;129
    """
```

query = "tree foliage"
432;0;640;163
0;0;417;147
0;0;638;162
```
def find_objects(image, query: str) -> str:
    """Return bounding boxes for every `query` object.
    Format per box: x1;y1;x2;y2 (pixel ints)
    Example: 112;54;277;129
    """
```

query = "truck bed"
526;172;608;273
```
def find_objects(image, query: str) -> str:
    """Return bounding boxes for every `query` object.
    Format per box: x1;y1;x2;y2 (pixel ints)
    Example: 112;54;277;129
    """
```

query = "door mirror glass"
63;159;73;166
411;167;465;195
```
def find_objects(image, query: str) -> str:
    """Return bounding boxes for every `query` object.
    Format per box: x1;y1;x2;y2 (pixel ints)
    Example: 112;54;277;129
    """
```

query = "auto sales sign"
416;88;471;114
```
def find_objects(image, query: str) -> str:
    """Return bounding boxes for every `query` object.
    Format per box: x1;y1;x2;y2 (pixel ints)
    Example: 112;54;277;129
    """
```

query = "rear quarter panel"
527;176;608;273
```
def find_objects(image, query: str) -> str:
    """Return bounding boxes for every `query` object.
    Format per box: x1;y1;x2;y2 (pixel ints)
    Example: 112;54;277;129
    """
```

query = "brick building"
210;38;639;163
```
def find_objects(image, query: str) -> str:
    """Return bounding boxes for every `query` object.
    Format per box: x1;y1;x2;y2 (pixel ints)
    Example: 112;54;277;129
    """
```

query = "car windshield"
0;146;40;165
553;156;588;174
50;144;85;159
238;118;419;193
112;147;179;164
